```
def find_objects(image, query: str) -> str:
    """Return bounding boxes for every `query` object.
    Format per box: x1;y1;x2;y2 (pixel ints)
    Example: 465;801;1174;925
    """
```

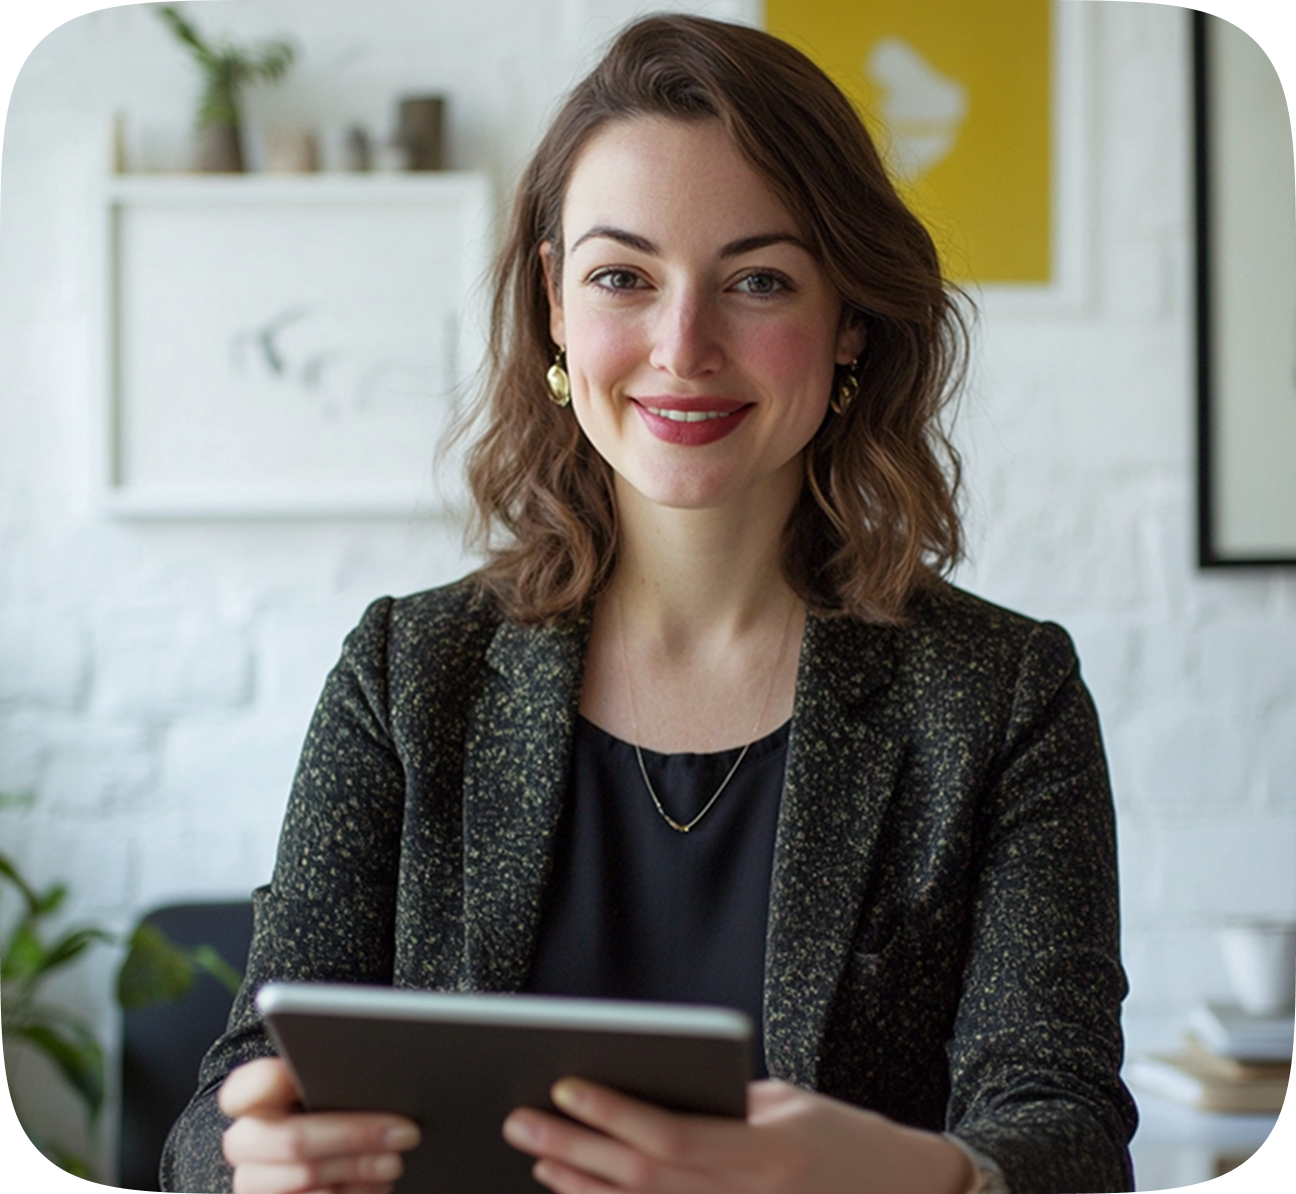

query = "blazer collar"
461;615;590;991
765;612;903;1084
460;608;905;1083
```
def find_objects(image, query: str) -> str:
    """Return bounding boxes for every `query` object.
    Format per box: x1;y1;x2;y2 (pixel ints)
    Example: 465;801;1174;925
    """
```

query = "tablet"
256;981;753;1193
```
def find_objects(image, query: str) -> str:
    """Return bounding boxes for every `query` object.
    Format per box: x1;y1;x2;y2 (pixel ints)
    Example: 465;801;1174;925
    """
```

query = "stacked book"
1128;1003;1293;1114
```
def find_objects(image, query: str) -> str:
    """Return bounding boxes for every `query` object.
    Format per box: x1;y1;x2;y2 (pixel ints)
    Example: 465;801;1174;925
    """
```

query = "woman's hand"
219;1058;421;1194
502;1078;973;1194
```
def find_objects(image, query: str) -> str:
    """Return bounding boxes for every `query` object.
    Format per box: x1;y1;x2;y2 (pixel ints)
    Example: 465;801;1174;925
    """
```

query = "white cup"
1220;920;1296;1016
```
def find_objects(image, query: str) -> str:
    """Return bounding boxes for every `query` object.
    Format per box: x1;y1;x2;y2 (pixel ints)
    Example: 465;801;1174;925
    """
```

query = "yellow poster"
766;0;1052;284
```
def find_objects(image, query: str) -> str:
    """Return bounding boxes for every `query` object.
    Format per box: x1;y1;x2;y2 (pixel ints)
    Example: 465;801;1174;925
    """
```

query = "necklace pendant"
618;591;799;837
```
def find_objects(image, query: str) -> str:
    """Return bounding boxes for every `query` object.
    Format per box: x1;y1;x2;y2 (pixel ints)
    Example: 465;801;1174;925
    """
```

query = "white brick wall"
2;1;1294;1186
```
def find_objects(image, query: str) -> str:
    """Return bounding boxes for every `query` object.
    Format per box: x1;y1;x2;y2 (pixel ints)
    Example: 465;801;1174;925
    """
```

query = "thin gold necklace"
617;593;796;834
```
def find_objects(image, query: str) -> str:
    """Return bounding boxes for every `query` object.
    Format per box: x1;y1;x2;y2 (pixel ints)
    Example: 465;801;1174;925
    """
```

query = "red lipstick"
632;397;751;446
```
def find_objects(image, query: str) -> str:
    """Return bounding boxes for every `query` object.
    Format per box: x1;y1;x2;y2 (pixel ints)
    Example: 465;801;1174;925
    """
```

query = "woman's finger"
745;1079;803;1123
531;1155;626;1194
229;1150;403;1194
504;1106;639;1184
220;1058;302;1119
224;1111;421;1166
550;1079;745;1167
506;1103;703;1191
506;1083;766;1192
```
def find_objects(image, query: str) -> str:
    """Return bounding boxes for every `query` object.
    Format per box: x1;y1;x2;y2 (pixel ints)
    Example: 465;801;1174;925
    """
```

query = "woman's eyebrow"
719;232;811;258
570;225;657;254
568;227;810;258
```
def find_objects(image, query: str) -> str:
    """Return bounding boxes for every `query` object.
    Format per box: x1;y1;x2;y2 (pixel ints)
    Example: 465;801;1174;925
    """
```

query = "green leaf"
254;42;295;83
41;927;112;973
10;1019;104;1120
45;1145;96;1180
20;1125;94;1182
33;882;68;917
116;923;195;1009
156;5;218;68
2;922;49;983
156;5;294;130
188;943;243;996
0;853;43;913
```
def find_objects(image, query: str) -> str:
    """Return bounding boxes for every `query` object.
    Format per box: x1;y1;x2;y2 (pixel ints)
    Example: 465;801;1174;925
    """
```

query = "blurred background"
1;1;1293;1189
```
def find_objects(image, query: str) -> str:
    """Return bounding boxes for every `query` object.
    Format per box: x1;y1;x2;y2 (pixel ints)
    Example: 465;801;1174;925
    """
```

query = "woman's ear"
541;242;565;344
835;310;866;365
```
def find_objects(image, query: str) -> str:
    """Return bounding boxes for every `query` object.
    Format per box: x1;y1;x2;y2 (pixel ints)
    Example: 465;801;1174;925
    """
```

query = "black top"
525;715;790;1076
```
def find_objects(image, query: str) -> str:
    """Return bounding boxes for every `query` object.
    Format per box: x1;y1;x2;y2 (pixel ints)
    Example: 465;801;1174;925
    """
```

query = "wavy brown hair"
463;13;968;625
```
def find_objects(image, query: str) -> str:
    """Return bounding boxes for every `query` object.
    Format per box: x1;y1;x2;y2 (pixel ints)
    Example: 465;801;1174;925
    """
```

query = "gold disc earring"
831;359;860;416
546;347;571;407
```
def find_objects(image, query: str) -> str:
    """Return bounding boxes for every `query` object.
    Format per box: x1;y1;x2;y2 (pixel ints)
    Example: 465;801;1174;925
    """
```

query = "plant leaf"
0;852;43;914
10;1019;104;1120
156;5;219;69
44;1144;96;1179
40;926;112;974
187;944;244;996
2;921;49;983
116;923;195;1009
33;881;68;918
12;1109;97;1181
255;42;295;83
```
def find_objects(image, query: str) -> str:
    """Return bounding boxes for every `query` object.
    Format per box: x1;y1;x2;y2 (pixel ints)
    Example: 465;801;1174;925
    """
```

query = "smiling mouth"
642;406;737;423
633;398;752;445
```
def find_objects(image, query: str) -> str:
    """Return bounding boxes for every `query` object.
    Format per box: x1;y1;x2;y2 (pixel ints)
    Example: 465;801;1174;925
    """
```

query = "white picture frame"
96;172;492;519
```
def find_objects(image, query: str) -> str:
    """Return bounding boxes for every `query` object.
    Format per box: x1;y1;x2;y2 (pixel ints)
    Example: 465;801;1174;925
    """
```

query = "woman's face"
546;117;863;515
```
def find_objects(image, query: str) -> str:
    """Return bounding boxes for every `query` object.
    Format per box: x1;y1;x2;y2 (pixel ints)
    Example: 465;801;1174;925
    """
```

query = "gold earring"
831;359;860;416
546;347;571;407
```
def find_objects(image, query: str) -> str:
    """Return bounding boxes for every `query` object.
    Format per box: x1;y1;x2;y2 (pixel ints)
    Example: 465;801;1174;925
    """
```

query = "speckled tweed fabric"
160;577;1138;1194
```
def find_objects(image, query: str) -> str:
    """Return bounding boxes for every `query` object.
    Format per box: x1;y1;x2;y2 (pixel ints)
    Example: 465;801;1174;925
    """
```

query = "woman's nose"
648;291;724;379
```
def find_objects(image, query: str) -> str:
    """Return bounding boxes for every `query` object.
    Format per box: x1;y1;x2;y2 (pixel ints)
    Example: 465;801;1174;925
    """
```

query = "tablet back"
260;984;752;1194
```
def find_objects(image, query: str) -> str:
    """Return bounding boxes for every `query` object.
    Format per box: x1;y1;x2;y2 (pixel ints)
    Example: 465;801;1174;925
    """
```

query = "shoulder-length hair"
463;13;968;625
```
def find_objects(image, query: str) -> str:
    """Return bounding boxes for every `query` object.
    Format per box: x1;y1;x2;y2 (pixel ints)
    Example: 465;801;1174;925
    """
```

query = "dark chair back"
118;900;253;1190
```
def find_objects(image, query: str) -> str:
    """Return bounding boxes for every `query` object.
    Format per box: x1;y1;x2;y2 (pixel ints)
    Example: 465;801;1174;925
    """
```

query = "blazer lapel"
461;615;590;991
764;612;904;1085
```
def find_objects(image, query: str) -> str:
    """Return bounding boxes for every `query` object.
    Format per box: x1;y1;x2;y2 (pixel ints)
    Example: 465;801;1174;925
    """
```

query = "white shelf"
104;171;490;207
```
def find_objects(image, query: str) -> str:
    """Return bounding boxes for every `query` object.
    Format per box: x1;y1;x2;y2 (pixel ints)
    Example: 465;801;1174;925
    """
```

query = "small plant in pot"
157;5;295;172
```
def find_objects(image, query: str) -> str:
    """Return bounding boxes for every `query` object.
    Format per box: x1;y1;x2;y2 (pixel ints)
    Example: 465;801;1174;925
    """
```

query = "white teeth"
646;407;732;422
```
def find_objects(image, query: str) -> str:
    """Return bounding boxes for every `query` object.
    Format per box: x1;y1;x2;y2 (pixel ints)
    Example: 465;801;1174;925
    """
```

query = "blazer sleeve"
945;621;1138;1193
160;596;408;1193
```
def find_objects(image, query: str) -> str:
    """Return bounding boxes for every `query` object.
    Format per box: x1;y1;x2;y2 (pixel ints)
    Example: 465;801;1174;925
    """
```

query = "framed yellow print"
765;0;1072;294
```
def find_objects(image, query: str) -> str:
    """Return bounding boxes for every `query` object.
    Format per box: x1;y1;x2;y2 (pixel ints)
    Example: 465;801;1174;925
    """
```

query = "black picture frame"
1195;10;1296;567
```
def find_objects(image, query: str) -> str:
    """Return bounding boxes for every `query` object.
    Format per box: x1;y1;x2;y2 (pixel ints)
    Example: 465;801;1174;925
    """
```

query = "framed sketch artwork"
1196;12;1296;565
98;172;491;518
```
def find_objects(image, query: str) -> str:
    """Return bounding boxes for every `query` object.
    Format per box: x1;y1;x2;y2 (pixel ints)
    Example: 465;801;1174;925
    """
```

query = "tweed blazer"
161;578;1137;1194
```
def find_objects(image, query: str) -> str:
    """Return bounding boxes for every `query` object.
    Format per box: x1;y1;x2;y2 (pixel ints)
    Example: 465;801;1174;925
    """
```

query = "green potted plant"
156;5;296;172
1;794;241;1178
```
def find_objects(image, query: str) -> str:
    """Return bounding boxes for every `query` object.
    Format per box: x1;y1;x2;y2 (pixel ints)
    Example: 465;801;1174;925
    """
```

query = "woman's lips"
632;397;751;446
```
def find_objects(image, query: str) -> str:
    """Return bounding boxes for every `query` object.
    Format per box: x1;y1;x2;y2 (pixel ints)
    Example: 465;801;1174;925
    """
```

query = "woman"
162;15;1137;1194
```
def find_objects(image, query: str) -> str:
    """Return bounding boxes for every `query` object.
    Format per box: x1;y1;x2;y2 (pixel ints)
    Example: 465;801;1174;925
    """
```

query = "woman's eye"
735;272;787;296
590;268;644;292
